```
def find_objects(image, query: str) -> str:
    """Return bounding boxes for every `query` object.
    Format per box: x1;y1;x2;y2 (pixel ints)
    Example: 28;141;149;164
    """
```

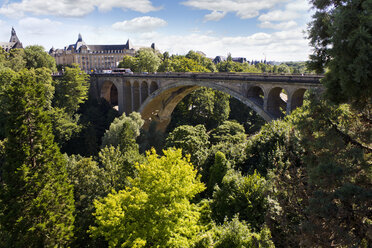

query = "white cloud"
181;0;285;21
112;16;167;33
18;17;62;35
259;20;298;30
134;27;310;61
259;10;300;22
204;10;226;22
0;0;161;18
286;0;311;11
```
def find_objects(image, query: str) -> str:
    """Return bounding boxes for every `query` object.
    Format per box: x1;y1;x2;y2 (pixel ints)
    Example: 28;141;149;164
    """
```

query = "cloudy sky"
0;0;314;61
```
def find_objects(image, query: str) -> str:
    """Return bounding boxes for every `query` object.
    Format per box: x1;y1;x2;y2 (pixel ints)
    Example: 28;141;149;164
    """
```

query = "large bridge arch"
139;80;273;131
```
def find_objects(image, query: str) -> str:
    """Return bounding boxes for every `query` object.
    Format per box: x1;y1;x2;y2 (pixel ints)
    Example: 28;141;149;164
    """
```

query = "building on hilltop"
213;55;247;64
49;34;139;73
0;27;23;52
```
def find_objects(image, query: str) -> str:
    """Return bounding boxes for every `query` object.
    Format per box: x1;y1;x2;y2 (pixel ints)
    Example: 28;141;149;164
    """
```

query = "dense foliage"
307;0;372;109
0;69;75;247
0;1;370;244
91;149;205;247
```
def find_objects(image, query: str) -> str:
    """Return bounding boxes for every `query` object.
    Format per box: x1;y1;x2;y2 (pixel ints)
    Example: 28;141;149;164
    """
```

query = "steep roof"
64;34;134;52
0;28;23;52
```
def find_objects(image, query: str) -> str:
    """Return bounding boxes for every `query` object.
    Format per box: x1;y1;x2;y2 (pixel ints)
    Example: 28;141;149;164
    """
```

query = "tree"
276;64;291;74
0;69;75;247
214;216;274;248
101;112;144;152
168;87;230;131
293;96;371;247
243;118;300;176
209;120;246;145
307;0;372;109
49;107;82;147
23;45;56;71
3;48;26;71
207;151;230;196
136;48;161;72
254;94;371;247
205;121;247;175
91;148;206;247
185;50;216;72
0;68;16;139
211;170;269;232
118;55;138;72
98;145;144;191
165;124;210;168
53;64;89;115
66;155;109;247
228;97;265;135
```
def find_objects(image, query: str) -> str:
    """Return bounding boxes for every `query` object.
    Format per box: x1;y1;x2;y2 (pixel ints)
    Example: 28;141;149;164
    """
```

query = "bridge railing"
88;72;323;84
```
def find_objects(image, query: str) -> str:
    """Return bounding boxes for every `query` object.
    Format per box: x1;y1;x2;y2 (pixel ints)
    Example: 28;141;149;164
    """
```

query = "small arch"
291;88;307;112
141;81;149;103
267;87;288;118
124;81;132;113
247;86;264;107
100;81;118;106
133;81;140;111
150;81;158;94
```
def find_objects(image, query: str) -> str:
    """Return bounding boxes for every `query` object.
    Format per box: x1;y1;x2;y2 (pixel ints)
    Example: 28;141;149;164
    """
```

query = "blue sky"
0;0;314;61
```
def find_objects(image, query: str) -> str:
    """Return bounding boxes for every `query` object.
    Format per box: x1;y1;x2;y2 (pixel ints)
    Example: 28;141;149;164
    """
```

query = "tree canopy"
91;149;206;247
307;0;372;109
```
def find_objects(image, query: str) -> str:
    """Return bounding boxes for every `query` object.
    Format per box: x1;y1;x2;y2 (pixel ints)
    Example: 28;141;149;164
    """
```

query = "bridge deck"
89;72;323;84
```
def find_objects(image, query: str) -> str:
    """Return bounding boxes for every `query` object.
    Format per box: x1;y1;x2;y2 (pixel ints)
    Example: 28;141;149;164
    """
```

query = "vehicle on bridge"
112;68;133;74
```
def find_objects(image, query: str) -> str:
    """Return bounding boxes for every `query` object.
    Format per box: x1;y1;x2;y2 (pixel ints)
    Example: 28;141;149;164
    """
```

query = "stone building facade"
0;28;23;52
49;34;136;73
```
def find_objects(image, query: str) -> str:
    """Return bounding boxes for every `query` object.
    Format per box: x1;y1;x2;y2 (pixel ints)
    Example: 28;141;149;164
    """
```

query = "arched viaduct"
89;73;323;131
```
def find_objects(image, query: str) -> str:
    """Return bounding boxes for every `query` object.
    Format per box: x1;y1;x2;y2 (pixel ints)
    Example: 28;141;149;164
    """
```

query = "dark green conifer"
0;69;75;247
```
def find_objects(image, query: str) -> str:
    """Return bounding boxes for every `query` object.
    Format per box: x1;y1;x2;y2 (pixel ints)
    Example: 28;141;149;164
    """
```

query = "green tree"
101;112;144;152
276;64;291;74
98;145;144;191
214;216;274;248
228;97;265;135
168;87;230;131
49;107;82;147
4;48;26;71
165;124;210;168
91;148;206;247
66;155;109;247
118;55;138;72
210;120;246;145
217;60;260;73
136;48;161;72
53;64;89;115
165;56;210;72
211;170;269;232
0;69;75;247
185;50;216;72
243;118;300;176
253;94;371;247
207;151;230;196
307;0;372;109
23;45;56;71
0;68;16;139
293;96;371;247
205;121;247;175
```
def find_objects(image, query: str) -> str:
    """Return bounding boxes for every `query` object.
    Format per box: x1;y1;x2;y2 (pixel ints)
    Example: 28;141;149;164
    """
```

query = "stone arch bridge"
89;72;323;131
